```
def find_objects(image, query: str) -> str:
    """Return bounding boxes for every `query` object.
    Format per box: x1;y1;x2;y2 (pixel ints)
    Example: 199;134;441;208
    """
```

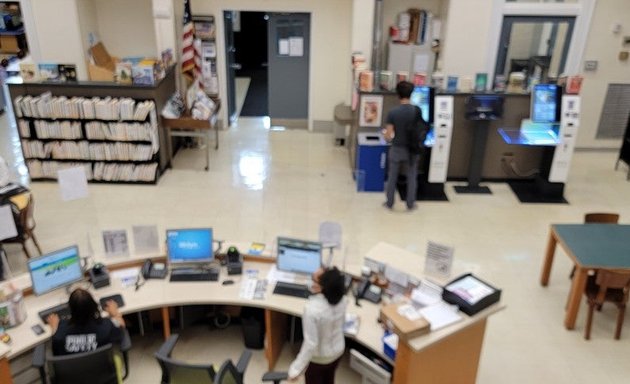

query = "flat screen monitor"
531;83;561;123
410;85;434;124
276;237;322;275
166;228;214;264
465;95;504;120
28;245;83;296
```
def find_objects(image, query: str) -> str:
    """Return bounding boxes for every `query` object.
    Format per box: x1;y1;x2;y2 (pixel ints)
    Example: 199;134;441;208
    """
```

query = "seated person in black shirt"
46;288;125;355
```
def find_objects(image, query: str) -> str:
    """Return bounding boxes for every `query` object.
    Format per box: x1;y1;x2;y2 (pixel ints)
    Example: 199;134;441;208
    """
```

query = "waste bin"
241;307;265;349
356;133;388;192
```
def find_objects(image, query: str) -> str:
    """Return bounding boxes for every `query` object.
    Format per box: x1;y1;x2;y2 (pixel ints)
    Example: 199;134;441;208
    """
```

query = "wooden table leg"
265;309;288;370
565;266;588;329
161;307;171;339
540;229;558;286
0;357;13;384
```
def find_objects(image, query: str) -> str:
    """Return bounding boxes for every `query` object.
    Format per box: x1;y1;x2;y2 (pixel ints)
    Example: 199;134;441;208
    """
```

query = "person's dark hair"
68;288;100;326
319;267;345;305
396;81;414;99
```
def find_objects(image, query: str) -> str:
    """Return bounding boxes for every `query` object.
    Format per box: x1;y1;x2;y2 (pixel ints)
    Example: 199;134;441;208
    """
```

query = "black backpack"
407;106;429;154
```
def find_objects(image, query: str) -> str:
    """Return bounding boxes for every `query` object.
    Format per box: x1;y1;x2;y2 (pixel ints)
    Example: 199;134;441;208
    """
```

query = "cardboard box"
379;303;430;342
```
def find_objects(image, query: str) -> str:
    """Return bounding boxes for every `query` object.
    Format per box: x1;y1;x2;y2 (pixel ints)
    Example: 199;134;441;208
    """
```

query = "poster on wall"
359;95;383;127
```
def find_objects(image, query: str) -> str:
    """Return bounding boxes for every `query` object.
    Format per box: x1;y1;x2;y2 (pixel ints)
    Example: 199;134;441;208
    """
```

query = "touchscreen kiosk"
531;84;561;123
28;245;83;296
410;86;434;125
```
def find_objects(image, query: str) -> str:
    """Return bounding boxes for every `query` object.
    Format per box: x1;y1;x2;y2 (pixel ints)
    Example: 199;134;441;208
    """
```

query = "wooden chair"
569;213;620;279
584;269;630;340
0;194;42;258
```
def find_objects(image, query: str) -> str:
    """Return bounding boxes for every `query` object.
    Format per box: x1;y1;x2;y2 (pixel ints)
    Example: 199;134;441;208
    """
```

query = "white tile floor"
2;102;630;383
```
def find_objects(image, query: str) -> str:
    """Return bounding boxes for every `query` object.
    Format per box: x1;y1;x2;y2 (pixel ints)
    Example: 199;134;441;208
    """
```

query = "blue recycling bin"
356;133;388;192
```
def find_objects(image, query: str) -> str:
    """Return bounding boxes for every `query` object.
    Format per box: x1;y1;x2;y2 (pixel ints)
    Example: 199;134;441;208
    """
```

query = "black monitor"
276;237;322;275
410;85;434;124
465;95;504;120
28;245;84;296
166;228;214;264
531;83;561;123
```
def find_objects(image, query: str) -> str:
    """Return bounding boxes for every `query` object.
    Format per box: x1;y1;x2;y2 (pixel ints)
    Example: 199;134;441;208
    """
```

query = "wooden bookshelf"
7;67;176;184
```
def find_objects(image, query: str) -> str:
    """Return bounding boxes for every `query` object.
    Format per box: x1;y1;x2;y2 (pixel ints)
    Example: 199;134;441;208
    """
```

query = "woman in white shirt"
288;267;347;384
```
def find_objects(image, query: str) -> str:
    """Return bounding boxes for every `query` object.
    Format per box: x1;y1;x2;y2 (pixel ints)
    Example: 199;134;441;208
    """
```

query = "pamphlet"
344;313;360;336
424;241;454;277
248;242;265;255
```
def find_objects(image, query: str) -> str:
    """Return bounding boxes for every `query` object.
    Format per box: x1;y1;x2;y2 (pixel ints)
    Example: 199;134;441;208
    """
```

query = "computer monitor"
166;228;214;264
28;245;84;296
276;237;322;275
531;83;561;123
464;95;504;120
410;85;434;124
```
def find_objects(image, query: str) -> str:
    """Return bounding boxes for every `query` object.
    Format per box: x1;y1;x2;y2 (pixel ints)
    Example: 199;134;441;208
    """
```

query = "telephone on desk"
141;259;167;279
354;278;382;306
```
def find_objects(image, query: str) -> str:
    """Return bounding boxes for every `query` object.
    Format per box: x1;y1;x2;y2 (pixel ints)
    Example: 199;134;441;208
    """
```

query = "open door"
267;13;310;128
223;11;238;126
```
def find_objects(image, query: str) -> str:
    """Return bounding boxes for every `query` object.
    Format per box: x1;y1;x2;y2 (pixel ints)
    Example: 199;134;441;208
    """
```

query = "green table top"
553;224;630;268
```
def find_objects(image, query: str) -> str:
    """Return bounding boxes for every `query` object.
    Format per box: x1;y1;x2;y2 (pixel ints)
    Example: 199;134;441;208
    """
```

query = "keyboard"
273;281;311;299
169;267;219;282
38;303;71;323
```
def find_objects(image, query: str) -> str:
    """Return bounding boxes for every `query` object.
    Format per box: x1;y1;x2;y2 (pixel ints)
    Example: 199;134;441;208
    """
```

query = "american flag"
182;0;202;86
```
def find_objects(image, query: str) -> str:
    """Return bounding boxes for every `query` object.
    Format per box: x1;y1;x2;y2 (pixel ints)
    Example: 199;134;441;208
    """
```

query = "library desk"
162;100;221;171
1;242;503;384
540;224;630;329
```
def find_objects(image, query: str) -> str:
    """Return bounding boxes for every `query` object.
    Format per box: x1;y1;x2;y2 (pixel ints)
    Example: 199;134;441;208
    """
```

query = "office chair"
569;213;620;279
32;329;132;384
584;269;630;340
155;334;252;384
262;371;289;384
0;194;42;258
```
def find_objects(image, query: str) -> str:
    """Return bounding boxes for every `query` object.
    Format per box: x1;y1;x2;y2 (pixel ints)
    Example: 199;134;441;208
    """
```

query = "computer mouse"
222;280;235;285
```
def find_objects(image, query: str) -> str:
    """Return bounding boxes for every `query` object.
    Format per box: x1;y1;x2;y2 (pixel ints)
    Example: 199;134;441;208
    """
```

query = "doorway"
224;11;310;127
224;11;269;120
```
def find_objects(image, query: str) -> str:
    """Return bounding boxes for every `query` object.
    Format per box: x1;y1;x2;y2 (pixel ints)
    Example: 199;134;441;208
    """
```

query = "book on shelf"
19;62;38;82
116;62;133;85
446;76;458;92
413;72;427;86
358;70;374;92
379;71;393;91
58;64;77;82
396;71;409;84
38;63;60;81
474;73;488;92
460;76;473;93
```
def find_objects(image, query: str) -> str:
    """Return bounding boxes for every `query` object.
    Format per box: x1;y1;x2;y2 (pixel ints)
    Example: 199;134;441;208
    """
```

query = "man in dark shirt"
47;288;125;355
382;81;428;210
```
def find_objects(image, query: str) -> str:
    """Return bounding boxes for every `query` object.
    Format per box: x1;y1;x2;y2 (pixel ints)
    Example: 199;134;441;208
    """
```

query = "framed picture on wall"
359;95;383;127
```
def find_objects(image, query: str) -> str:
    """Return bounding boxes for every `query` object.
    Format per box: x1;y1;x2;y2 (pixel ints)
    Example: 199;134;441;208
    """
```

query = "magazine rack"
162;100;221;171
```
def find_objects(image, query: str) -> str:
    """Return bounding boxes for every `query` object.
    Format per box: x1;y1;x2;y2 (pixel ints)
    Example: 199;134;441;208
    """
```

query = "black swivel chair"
155;334;252;384
32;329;132;384
262;371;289;384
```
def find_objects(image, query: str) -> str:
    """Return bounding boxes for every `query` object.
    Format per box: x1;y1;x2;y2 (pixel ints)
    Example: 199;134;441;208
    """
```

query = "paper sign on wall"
278;39;289;55
58;167;89;201
0;205;17;241
424;241;454;277
132;225;160;254
102;230;129;257
289;37;303;57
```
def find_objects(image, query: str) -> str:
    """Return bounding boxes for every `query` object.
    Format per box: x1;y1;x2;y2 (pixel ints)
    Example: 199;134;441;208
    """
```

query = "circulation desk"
1;242;503;384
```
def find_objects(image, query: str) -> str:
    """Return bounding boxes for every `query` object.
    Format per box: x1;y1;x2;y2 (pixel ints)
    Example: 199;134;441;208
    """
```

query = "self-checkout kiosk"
422;95;454;199
501;84;580;203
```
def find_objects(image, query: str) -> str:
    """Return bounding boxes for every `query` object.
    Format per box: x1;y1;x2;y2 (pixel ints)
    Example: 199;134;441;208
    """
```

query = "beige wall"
577;0;630;148
76;0;98;58
440;0;493;79
26;0;87;79
94;0;157;58
190;0;353;128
